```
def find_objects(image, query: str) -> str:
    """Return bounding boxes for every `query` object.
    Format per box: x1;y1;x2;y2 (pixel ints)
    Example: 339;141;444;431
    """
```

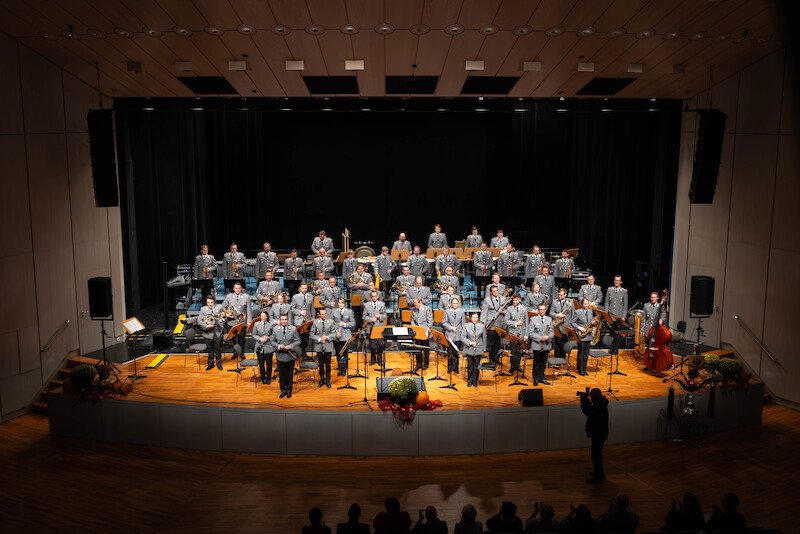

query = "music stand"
225;322;247;374
347;324;367;379
392;325;427;377
474;275;491;299
121;317;146;381
501;329;528;387
337;331;361;391
430;329;457;390
390;249;409;262
369;322;391;375
606;312;629;377
492;326;514;377
425;248;444;259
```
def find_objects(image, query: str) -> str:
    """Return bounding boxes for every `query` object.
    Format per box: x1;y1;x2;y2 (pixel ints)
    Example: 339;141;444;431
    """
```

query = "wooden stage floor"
121;349;674;410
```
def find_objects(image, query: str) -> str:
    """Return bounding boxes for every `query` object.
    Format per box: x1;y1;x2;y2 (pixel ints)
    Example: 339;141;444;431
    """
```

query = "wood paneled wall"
671;47;800;405
0;30;125;419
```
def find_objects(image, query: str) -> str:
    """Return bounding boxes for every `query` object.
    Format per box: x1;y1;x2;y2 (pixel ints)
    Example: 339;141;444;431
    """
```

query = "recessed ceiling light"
375;23;394;34
556;108;568;112
64;30;80;39
690;32;707;40
475;108;489;112
205;26;224;36
513;25;533;36
321;107;333;111
115;28;133;38
87;29;105;39
236;24;256;35
436;108;448;112
478;96;484;101
340;23;359;34
513;108;527;112
445;24;464;35
715;33;730;41
279;107;292;111
664;31;681;40
545;26;564;36
40;32;56;40
191;106;204;111
578;27;595;37
601;108;612;112
410;23;430;35
143;27;161;37
142;106;155;111
651;98;656;102
360;108;371;111
636;29;654;39
608;27;626;38
305;24;324;35
479;24;498;35
559;96;565;101
270;25;289;35
174;27;193;37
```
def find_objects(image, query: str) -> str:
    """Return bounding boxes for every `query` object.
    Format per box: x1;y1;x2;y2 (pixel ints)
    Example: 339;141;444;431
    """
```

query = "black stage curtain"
116;102;680;311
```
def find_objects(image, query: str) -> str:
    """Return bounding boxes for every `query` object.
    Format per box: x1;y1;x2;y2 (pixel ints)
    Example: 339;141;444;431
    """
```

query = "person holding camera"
579;387;609;484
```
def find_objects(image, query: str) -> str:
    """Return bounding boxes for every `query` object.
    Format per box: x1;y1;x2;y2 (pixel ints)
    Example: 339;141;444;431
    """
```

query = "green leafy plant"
718;357;743;379
703;353;721;371
388;377;419;404
70;364;98;392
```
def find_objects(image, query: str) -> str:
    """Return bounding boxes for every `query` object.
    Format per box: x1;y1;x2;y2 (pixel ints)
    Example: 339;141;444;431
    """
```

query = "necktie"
282;326;286;334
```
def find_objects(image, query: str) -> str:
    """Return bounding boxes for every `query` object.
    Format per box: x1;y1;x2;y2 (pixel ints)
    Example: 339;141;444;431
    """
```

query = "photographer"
578;387;609;484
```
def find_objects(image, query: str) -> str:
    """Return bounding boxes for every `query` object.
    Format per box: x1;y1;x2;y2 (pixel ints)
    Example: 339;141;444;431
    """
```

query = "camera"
576;387;590;397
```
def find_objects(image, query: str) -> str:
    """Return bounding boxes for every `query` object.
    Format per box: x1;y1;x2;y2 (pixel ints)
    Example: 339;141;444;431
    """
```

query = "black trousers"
370;339;385;366
277;359;294;393
533;350;549;378
318;352;332;381
591;436;606;478
509;343;522;372
447;340;461;373
257;350;274;381
205;335;223;366
486;330;501;362
577;340;590;373
225;322;247;358
334;340;348;375
415;339;431;370
466;354;481;386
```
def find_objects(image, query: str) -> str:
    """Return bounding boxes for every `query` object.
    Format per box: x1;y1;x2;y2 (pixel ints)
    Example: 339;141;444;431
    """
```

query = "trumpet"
232;260;242;278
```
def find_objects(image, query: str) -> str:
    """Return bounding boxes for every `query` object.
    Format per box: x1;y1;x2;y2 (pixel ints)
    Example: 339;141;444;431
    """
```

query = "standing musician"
490;229;509;249
497;243;521;277
283;249;305;296
535;265;556;302
193;244;217;280
572;298;596;376
473;242;494;277
363;290;387;366
504;293;528;373
578;275;603;307
435;247;461;276
486;273;507;299
222;243;246;281
411;297;433;371
442;296;465;373
526;282;549;310
252;311;274;384
391;232;412;252
642;291;666;347
605;275;629;319
319;277;341;312
465;226;483;249
463;312;486;387
439;266;460;295
255;271;280;314
270;292;291;325
407;246;429;277
550;287;574;363
196;295;224;371
255;242;279;280
310;308;338;388
438;285;457;310
524;245;546;283
553;250;575;279
221;281;251;358
407;276;432;307
311;271;327;296
393;266;415;297
273;314;300;398
311;230;334;255
527;304;553;386
342;249;358;282
481;285;507;363
290;282;314;357
347;263;372;293
374;246;396;292
331;297;355;376
428;223;448;249
312;247;334;278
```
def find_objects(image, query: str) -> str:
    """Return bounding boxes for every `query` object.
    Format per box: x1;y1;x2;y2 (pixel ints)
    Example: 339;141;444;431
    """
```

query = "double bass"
644;289;673;372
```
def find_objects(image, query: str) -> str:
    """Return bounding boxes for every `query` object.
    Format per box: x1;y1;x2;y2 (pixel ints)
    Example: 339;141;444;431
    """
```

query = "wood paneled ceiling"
0;0;785;99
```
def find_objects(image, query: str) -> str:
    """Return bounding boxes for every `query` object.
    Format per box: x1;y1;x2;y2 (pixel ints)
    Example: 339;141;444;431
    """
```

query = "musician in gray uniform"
255;271;280;315
642;291;666;345
463;312;486;387
310;271;327;297
222;243;246;281
490;229;509;249
550;287;574;363
360;281;385;305
311;248;334;277
252;310;275;384
270;292;291;325
527;304;553;385
407;276;432;307
504;293;528;373
331;297;355;375
374;246;396;291
342;250;358;281
363;291;387;366
526;282;550;310
256;242;279;280
442;296;465;373
605;275;629;318
578;275;603;306
290;282;314;357
311;230;334;255
411;297;434;371
535;265;556;301
193;244;217;280
283;249;305;296
311;308;338;388
481;285;507;362
465;227;483;249
497;243;521;277
391;232;412;252
319;277;341;312
571;298;596;376
486;273;507;300
473;242;494;277
524;245;546;282
427;224;448;249
407;246;429;277
439;266;460;295
347;263;372;292
438;285;457;310
393;266;415;297
553;250;575;279
272;314;300;398
435;247;461;275
221;281;252;358
193;295;224;371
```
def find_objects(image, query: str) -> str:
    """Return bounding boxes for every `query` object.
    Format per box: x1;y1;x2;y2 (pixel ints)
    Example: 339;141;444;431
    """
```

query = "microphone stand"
346;328;372;410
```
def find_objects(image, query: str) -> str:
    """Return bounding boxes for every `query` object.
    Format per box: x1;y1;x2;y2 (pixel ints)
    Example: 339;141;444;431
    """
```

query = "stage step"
34;356;101;416
32;401;48;415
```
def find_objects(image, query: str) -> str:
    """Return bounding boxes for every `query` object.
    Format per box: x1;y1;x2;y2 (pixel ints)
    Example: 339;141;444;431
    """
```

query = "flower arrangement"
683;353;750;391
378;377;442;424
62;363;132;401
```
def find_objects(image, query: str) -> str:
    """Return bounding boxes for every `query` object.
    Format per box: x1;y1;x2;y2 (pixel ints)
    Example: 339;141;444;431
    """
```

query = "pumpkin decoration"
415;390;430;407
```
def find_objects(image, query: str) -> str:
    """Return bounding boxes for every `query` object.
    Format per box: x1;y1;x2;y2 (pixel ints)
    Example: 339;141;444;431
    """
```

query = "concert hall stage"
48;350;764;456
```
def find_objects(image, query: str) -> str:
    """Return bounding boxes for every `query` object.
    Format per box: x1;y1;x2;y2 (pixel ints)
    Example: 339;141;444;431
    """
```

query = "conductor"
579;387;609;484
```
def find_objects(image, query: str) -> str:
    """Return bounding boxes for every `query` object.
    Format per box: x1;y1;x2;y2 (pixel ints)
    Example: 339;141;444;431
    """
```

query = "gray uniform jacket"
269;302;291;324
394;274;415;292
504;304;529;338
439;274;460;294
427;232;448;249
605;287;629;318
196;304;224;340
252;320;275;353
290;292;314;327
283;257;305;281
481;295;507;326
473;250;494;276
571;308;595;342
374;254;396;281
438;293;457;310
342;257;359;280
407;254;429;276
465;235;483;248
255;280;281;300
319;286;341;310
272;324;301;362
578;284;603;306
435;253;461;274
490;236;509;249
407;286;432;307
362;300;387;332
347;272;373;291
391;240;412;251
553;257;575;278
311;236;334;254
310;318;338;353
526;291;550;310
361;289;385;304
222;252;246;279
193;254;217;279
462;322;486;356
311;255;334;276
442;308;465;341
486;282;507;297
642;302;665;337
331;307;356;341
527;314;554;351
535;274;556;301
411;305;433;337
550;298;574;335
524;253;546;279
221;292;252;325
256;251;279;278
497;251;521;276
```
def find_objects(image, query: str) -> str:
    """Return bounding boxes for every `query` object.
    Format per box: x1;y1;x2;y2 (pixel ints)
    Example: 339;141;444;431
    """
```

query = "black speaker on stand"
518;388;543;407
688;275;715;358
689;109;727;204
87;109;120;207
87;277;119;373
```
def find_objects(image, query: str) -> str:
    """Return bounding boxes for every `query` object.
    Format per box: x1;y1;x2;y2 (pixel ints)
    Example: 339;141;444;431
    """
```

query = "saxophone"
232;258;242;278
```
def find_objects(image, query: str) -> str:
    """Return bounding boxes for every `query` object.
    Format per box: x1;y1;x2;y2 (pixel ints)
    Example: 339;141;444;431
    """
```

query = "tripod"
96;319;121;377
346;329;372;410
608;322;627;377
665;316;705;383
